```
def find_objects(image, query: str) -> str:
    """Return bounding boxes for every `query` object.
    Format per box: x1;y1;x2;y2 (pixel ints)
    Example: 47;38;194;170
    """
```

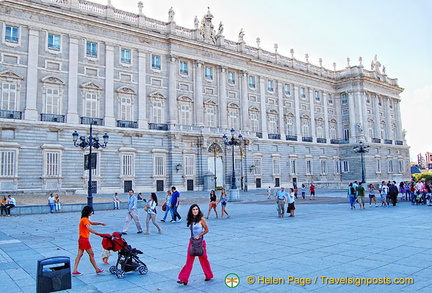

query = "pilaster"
24;28;39;121
104;44;115;126
66;36;79;124
138;51;148;129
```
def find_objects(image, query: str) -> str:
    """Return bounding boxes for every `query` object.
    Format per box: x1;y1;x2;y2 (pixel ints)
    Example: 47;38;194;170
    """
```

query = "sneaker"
170;220;176;223
177;218;182;223
121;232;127;235
137;231;143;234
96;269;104;274
72;272;82;276
103;261;110;264
160;219;165;222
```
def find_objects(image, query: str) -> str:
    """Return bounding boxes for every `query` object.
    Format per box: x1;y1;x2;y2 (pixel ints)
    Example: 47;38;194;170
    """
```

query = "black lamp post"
209;142;222;191
223;129;243;190
353;141;370;183
72;124;109;207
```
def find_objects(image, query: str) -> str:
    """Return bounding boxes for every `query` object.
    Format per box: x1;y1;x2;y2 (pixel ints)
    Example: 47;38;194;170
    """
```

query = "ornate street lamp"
72;124;109;207
223;128;243;190
209;142;222;191
353;141;370;183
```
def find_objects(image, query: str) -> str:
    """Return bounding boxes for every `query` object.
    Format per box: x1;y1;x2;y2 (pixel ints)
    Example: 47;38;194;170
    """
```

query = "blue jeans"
349;194;356;207
171;204;181;221
162;204;173;221
49;203;55;212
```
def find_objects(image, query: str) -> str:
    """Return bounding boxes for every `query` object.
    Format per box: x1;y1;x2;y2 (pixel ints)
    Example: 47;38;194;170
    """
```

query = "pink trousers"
178;239;213;283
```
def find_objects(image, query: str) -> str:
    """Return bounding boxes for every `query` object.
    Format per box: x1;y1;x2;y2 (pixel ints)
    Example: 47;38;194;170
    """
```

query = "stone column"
138;51;148;129
218;66;227;129
194;60;204;126
361;91;368;140
323;92;329;139
104;44;115;126
277;81;285;137
24;28;39;121
66;36;79;124
335;95;342;139
395;99;402;141
385;97;392;140
168;55;178;125
259;77;268;138
347;92;356;142
309;89;316;140
374;94;381;139
294;85;301;138
240;71;249;131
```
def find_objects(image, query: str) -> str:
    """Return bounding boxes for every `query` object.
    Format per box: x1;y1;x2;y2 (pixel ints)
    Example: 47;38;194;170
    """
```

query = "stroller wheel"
109;266;117;275
138;265;148;275
116;268;125;279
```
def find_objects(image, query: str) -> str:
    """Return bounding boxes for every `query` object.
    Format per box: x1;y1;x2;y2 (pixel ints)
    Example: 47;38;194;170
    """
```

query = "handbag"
189;224;204;256
162;202;167;211
144;205;149;212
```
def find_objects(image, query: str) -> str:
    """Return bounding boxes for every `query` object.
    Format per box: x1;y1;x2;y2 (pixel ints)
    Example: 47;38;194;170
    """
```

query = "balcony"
330;139;349;144
149;123;169;130
256;132;263;138
40;113;65;123
317;138;327;143
384;139;393;145
372;138;381;143
268;133;281;140
286;135;297;141
395;140;403;146
0;110;22;119
302;136;313;142
81;117;103;126
117;120;138;128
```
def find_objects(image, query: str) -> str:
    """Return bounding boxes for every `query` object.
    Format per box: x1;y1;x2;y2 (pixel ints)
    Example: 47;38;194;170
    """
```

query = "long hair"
81;206;93;218
186;204;203;227
150;192;158;206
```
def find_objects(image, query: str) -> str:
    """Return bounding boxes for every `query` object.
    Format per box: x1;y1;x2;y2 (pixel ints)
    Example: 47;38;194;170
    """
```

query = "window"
284;84;291;95
398;160;404;173
343;128;350;141
268;115;278;134
152;100;163;123
376;159;381;173
1;82;18;110
328;94;333;104
84;92;98;118
320;160;327;175
180;104;191;125
151;55;161;70
228;71;235;84
388;160;394;173
248;76;255;88
48;34;61;51
316;119;324;138
306;160;312;175
329;122;337;139
272;158;280;175
120;95;133;121
86;41;98;58
205;66;213;80
5;25;19;43
0;150;16;177
254;158;262;175
121;48;131;64
341;93;347;104
250;112;259;132
205;106;216;127
267;80;274;92
121;154;134;176
301;118;310;137
315;91;320;101
154;155;165;176
229;109;238;129
45;151;60;177
179;61;188;75
300;87;306;98
290;159;296;175
45;88;60;114
286;117;294;136
342;160;349;173
185;155;195;176
334;160;340;174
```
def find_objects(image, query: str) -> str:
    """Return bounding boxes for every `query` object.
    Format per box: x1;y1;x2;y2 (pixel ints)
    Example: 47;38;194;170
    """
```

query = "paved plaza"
0;190;431;292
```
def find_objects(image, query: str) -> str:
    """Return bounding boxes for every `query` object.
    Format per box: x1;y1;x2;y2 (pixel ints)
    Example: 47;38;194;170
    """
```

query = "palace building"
0;0;410;195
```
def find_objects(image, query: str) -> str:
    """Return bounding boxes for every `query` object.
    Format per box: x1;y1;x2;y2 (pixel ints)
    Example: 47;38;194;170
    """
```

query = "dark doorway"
255;178;261;188
156;180;164;192
187;180;194;191
124;180;132;193
275;178;280;187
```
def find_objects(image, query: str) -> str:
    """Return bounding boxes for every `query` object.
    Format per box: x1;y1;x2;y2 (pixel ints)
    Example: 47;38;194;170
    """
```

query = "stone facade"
0;0;410;194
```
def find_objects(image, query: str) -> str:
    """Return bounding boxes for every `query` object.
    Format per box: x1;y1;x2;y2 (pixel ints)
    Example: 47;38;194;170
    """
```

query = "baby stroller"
100;232;148;279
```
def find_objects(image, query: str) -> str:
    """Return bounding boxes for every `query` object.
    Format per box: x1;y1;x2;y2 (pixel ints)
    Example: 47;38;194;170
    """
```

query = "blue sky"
94;0;432;161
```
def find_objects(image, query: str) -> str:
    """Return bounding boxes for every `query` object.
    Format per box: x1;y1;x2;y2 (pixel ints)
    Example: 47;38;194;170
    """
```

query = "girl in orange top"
72;206;106;276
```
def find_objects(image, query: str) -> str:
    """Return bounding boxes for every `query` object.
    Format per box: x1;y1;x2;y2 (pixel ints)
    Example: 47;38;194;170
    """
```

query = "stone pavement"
0;190;431;292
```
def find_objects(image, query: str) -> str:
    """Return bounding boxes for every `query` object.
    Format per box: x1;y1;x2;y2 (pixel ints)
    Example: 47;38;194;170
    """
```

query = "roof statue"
217;21;224;36
370;55;381;74
194;16;199;29
168;7;175;22
199;7;216;44
238;28;245;43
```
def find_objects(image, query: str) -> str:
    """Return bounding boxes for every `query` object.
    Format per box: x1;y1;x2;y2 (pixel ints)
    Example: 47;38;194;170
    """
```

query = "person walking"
287;188;296;217
170;186;182;223
266;186;272;199
48;193;55;213
122;190;143;234
356;182;366;209
144;193;162;235
388;182;399;206
177;204;213;285
54;194;61;212
368;184;377;207
206;190;218;219
161;189;173;222
348;183;357;209
218;188;230;219
309;183;316;200
113;192;120;210
275;187;287;218
301;184;306;199
72;206;106;276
